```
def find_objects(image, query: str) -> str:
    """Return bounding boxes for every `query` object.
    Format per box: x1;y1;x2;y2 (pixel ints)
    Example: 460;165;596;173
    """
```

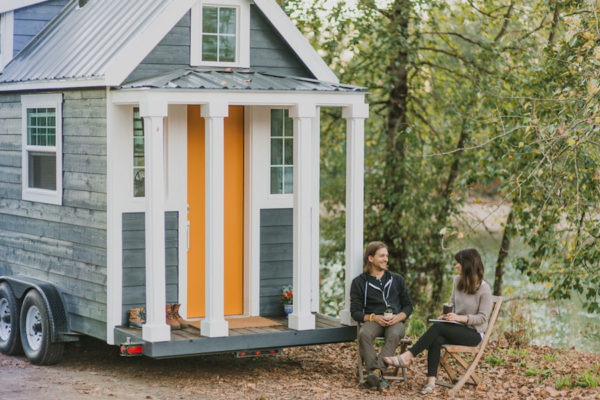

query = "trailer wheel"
19;290;64;365
0;283;22;355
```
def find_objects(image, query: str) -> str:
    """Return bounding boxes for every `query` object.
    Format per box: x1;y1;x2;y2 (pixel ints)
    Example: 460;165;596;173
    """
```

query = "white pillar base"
288;312;315;331
201;319;229;337
142;323;171;342
340;309;355;326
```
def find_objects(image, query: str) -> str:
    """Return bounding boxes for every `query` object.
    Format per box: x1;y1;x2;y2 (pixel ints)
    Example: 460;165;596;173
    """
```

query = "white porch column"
200;102;229;337
140;100;171;342
289;104;317;330
310;109;320;313
340;103;369;326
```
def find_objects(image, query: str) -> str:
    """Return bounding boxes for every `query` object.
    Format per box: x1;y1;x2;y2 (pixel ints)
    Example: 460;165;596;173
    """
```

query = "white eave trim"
0;0;47;13
103;0;198;86
253;0;339;84
0;77;106;92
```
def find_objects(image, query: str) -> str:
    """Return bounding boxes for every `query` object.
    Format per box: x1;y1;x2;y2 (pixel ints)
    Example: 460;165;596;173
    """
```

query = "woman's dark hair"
363;241;388;274
454;248;484;294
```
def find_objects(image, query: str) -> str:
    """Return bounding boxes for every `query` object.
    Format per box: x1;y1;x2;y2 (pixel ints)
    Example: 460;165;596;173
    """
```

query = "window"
0;12;14;71
21;93;63;205
191;0;249;67
270;109;293;194
133;107;145;197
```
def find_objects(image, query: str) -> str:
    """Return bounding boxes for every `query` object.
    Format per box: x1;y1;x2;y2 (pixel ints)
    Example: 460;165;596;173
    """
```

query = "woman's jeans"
409;322;481;377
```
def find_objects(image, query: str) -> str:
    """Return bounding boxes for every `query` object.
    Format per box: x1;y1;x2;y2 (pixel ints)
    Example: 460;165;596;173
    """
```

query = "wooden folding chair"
436;295;503;395
356;323;413;384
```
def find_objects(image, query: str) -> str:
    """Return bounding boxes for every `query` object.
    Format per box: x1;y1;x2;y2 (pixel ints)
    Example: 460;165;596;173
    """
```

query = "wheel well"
0;276;70;342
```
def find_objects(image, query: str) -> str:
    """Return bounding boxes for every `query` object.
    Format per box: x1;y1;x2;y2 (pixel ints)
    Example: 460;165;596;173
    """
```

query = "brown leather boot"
172;303;191;328
128;307;145;329
166;304;181;330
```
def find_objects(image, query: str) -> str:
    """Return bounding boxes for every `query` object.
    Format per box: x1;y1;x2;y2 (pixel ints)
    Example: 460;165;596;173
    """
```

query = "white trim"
140;102;171;342
190;0;250;68
310;108;320;313
0;11;14;71
288;103;316;330
253;0;338;83
104;0;197;86
340;103;368;326
0;77;106;92
20;93;63;206
0;0;46;13
200;102;230;337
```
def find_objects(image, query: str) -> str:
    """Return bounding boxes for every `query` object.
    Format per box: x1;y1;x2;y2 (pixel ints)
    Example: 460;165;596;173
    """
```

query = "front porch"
114;313;355;358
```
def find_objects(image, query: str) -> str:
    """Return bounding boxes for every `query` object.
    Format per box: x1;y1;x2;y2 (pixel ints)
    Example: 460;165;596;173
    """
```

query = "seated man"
351;241;413;391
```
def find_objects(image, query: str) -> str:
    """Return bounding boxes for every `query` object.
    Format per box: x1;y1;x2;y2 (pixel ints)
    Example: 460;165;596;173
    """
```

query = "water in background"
320;231;600;353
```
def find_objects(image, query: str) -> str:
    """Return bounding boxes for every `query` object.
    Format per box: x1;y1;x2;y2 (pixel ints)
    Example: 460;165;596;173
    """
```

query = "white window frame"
21;93;63;205
190;0;250;68
0;11;14;71
269;107;294;196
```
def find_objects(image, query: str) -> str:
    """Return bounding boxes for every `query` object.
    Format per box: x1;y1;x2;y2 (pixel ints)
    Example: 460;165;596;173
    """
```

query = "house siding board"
13;0;69;56
0;88;108;341
259;208;293;317
125;5;313;84
249;5;313;78
121;212;179;325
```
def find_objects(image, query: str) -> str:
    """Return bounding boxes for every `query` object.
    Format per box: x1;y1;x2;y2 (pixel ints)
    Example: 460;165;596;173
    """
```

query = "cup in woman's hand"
443;302;454;315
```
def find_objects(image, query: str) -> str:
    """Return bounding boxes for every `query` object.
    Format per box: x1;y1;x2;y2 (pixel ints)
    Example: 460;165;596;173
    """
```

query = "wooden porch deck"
114;313;356;358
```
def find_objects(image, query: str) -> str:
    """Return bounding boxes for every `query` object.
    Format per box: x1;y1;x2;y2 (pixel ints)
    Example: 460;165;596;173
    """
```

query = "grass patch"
485;354;506;366
556;375;572;390
543;353;558;362
525;367;538;377
574;370;598;388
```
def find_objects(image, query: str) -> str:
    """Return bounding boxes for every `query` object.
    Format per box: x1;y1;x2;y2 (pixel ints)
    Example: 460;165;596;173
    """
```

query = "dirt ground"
1;337;599;400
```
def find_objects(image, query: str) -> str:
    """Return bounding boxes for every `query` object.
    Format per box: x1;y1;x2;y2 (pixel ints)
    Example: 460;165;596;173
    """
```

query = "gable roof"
0;0;48;13
0;0;338;91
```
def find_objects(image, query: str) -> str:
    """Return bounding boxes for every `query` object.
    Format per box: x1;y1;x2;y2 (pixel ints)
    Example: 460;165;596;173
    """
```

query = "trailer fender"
0;275;70;342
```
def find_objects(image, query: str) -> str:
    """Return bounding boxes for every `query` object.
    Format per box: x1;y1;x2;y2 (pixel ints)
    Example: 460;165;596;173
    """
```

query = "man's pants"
358;321;406;372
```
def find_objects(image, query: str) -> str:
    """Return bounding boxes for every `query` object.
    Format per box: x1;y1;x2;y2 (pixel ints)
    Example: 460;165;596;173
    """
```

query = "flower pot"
283;304;293;317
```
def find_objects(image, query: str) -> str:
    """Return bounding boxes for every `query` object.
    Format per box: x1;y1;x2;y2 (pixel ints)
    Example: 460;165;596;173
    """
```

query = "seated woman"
384;248;492;395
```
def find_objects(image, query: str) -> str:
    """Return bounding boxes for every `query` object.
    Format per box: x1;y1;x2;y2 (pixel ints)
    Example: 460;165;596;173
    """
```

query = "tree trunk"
494;209;514;296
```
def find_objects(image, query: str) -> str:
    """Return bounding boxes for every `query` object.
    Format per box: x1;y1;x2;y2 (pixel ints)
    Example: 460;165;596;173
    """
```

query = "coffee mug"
443;302;454;315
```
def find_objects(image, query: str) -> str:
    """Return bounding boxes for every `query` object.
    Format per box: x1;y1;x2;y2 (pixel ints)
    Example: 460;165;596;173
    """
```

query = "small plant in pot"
280;285;293;316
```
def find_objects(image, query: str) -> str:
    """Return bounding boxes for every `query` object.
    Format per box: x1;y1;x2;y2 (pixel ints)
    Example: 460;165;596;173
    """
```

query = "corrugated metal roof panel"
0;0;173;84
121;69;365;92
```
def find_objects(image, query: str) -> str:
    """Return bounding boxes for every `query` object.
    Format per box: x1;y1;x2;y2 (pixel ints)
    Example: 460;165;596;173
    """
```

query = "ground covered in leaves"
0;336;599;399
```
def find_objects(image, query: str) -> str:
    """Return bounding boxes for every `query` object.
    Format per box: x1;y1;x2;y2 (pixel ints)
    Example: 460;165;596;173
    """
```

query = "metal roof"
120;69;365;92
0;0;173;84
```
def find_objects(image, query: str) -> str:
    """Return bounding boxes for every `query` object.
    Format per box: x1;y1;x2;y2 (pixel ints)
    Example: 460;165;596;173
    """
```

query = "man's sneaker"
377;377;390;392
366;369;382;388
128;307;145;328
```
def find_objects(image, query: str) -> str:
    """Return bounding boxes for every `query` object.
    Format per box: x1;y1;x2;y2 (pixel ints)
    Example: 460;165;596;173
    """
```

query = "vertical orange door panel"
187;105;244;318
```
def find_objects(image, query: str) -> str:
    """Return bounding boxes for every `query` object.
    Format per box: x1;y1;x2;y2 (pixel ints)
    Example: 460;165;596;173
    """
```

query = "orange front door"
187;105;244;318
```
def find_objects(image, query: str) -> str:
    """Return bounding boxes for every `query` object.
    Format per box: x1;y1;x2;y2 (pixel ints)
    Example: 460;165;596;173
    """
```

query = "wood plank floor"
118;314;344;341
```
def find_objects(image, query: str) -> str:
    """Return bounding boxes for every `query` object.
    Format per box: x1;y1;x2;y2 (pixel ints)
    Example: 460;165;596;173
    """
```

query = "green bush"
407;319;426;337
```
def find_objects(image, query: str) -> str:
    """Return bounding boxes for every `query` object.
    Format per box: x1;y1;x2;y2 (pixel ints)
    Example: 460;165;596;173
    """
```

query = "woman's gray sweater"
450;276;493;334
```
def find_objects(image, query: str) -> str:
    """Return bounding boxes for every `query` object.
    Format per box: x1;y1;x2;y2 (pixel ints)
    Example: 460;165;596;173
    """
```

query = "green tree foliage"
282;0;600;314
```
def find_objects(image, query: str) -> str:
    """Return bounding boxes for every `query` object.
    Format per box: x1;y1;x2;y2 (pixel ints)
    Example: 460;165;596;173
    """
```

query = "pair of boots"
128;304;190;330
166;303;191;330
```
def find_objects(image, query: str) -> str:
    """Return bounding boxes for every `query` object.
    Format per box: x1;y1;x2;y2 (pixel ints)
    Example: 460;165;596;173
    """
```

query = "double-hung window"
191;0;249;67
270;109;293;194
21;94;63;205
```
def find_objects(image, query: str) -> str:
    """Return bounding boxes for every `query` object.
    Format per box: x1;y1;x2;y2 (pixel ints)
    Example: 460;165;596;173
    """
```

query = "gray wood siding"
0;88;108;341
250;5;313;78
125;5;313;83
121;212;179;325
13;0;70;56
260;208;293;317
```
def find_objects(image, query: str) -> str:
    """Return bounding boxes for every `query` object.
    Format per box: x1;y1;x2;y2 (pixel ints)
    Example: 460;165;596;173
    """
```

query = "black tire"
0;282;23;355
19;290;64;365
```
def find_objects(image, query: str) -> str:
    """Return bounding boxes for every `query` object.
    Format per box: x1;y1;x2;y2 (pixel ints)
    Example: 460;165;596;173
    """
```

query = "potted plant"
280;285;293;316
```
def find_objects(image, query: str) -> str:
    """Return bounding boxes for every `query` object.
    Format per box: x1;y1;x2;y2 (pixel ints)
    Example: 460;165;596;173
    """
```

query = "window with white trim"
132;107;145;197
0;12;14;71
21;93;63;205
191;0;250;67
270;109;293;194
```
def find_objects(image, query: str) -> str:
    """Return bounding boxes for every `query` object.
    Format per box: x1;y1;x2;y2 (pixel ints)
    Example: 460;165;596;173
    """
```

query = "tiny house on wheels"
0;0;369;364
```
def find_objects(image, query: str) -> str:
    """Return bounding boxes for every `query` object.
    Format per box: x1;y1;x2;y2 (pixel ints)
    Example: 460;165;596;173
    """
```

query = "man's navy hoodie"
350;270;413;323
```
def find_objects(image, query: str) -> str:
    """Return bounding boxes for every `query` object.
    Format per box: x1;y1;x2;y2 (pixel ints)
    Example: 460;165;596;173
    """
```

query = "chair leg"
439;351;458;383
357;348;363;382
449;352;481;386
